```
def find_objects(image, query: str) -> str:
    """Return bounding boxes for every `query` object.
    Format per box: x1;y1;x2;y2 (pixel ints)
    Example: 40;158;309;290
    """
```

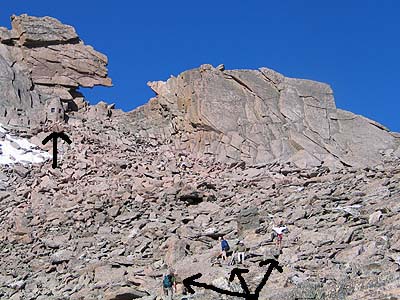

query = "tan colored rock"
94;265;126;285
163;236;189;267
86;101;112;120
125;65;399;168
0;14;112;127
11;14;78;46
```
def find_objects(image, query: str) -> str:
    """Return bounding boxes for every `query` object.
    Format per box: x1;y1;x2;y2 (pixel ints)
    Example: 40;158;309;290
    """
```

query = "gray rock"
94;265;126;285
237;207;260;236
13;165;29;178
11;14;78;46
104;287;148;300
50;250;73;264
369;210;383;225
43;235;69;249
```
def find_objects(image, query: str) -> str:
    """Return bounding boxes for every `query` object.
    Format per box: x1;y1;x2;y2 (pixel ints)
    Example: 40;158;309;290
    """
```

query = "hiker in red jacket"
272;220;288;249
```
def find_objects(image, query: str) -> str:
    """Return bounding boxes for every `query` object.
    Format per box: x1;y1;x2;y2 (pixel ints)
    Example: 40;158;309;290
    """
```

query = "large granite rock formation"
126;64;400;168
0;14;111;128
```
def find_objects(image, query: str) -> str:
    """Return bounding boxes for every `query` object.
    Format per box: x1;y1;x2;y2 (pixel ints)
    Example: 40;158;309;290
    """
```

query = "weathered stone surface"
104;287;148;300
123;64;399;168
369;210;383;225
237;207;260;236
11;14;78;46
94;265;126;285
1;113;399;299
0;14;112;127
86;101;112;120
50;249;73;264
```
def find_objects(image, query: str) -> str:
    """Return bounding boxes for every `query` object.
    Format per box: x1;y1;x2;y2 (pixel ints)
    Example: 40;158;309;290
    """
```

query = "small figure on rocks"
235;241;246;264
272;220;288;250
177;153;188;171
219;236;230;262
163;269;177;300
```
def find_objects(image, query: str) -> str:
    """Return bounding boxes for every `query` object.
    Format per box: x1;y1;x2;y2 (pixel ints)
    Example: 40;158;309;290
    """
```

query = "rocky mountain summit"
0;14;111;128
127;64;400;168
0;15;399;300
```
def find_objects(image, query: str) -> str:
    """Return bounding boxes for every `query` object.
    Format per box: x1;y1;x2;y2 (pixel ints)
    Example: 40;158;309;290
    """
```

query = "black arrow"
229;268;250;295
182;259;283;300
254;259;283;297
183;273;246;298
42;131;72;168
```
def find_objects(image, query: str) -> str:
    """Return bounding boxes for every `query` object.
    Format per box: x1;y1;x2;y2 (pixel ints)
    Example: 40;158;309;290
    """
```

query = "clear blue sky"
1;1;399;131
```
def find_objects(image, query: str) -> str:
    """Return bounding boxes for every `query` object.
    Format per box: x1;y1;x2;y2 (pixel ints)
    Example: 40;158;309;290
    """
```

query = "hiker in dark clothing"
219;236;230;261
163;269;177;300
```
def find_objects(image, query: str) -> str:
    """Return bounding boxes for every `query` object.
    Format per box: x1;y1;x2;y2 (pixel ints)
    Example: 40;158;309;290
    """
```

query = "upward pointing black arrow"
229;268;250;295
42;132;72;168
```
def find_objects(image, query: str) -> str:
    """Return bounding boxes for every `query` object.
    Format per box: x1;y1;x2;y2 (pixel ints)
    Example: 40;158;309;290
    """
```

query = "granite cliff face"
1;15;399;168
1;15;400;300
0;14;111;128
126;64;400;168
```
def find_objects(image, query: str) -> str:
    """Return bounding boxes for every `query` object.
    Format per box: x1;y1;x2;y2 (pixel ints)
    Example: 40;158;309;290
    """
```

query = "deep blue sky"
1;1;399;131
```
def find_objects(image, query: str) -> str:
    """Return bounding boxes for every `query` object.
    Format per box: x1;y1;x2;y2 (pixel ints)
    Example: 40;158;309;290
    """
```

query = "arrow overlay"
229;268;250;295
254;259;283;298
183;273;245;298
183;259;283;300
42;132;72;168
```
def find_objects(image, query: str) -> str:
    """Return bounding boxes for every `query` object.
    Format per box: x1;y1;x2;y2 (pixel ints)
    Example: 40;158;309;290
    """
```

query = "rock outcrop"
125;64;399;168
0;14;111;128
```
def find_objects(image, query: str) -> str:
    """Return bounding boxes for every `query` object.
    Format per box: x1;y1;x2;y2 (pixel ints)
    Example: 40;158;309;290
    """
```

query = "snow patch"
0;124;51;165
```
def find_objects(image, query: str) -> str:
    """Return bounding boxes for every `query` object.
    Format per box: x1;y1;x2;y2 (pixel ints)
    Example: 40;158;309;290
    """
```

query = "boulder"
11;14;79;46
50;249;73;264
177;186;204;205
369;211;383;225
104;287;148;300
237;207;260;236
94;265;126;285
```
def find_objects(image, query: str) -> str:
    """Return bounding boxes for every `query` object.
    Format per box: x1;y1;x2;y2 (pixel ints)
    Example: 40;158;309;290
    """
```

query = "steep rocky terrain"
126;64;400;168
1;116;400;300
0;15;399;300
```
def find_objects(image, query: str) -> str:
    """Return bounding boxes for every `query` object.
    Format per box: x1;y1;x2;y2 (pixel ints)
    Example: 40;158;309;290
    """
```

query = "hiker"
162;269;177;300
272;220;288;249
177;153;188;171
219;236;230;261
235;241;246;264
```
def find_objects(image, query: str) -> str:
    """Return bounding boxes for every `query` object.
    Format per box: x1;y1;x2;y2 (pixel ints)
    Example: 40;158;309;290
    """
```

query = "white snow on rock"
0;124;51;165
